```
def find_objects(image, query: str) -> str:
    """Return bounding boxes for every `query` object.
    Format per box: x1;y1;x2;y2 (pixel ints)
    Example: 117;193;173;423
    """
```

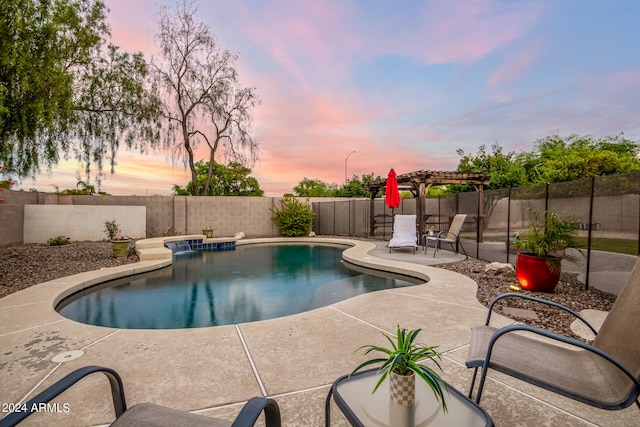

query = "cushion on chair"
389;214;417;249
111;403;232;427
467;325;636;407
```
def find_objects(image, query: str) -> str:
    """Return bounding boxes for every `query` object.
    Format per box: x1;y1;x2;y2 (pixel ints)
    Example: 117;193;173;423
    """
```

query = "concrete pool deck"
0;237;637;426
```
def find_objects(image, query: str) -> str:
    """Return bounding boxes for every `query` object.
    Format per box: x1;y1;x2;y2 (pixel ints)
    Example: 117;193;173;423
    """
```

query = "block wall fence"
0;190;305;245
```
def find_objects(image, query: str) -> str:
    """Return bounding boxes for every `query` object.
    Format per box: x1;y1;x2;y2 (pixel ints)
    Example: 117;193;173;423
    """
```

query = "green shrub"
47;236;70;246
270;196;315;237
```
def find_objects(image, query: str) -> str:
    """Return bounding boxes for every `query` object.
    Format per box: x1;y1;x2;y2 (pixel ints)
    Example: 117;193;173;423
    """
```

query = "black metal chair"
0;366;281;427
466;257;640;411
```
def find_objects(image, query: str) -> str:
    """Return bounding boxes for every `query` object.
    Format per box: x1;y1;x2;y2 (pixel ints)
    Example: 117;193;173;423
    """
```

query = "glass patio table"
325;368;493;426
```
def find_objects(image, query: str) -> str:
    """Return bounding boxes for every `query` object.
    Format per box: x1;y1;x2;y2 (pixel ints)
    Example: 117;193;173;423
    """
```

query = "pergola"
364;170;491;238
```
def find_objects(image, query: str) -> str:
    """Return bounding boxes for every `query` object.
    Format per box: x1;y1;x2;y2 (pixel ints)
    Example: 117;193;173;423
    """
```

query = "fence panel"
587;173;640;290
310;172;640;291
547;179;592;281
479;188;511;263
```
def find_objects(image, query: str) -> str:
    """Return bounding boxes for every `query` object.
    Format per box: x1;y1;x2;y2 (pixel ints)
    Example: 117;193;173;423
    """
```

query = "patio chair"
423;214;468;257
388;214;418;253
465;257;640;411
0;366;281;427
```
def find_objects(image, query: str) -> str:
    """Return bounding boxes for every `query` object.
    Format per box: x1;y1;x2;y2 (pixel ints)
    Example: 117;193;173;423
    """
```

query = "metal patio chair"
0;366;281;427
465;258;640;410
423;214;468;257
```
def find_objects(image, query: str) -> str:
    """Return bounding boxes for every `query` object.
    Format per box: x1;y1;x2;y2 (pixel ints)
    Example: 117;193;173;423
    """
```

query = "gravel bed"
436;258;616;340
0;242;138;298
0;242;616;341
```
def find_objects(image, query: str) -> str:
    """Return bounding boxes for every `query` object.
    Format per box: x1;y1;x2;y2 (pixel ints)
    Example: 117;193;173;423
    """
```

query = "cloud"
486;48;540;94
24;0;639;198
356;0;543;65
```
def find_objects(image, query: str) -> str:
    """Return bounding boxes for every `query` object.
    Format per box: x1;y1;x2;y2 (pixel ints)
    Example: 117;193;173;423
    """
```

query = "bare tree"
152;1;260;195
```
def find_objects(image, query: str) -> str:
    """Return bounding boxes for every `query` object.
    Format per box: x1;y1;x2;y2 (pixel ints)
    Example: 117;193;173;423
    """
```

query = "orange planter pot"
515;252;560;292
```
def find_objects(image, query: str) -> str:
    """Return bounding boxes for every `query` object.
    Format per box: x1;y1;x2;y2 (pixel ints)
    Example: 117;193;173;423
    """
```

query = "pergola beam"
365;170;491;239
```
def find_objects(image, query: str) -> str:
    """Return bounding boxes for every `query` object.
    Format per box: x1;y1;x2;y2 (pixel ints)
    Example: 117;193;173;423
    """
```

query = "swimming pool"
57;243;421;329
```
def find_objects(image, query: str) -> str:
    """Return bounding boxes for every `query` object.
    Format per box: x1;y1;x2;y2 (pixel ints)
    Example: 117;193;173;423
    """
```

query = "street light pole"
345;151;356;184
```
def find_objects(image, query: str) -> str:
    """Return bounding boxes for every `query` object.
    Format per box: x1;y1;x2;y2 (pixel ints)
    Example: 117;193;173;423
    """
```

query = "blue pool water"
57;244;420;329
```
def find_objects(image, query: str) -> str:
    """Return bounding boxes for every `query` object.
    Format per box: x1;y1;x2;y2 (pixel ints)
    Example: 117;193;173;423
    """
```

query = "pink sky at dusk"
21;0;640;196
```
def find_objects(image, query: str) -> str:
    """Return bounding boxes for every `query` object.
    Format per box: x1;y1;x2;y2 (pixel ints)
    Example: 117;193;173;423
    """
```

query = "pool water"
57;244;420;329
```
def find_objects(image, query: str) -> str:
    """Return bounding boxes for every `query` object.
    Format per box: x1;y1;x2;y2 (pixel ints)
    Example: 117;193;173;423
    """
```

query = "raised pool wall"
23;205;147;243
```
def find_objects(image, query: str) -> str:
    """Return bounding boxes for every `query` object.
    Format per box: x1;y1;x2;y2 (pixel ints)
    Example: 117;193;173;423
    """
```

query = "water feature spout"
165;241;192;253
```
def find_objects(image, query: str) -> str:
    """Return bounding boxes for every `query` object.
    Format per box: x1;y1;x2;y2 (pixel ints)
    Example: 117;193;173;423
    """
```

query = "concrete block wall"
0;190;288;245
69;194;174;237
23;205;147;244
0;190;38;245
184;196;280;237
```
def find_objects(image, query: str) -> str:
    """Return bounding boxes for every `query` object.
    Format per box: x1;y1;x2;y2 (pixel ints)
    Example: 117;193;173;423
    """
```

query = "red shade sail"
385;168;401;209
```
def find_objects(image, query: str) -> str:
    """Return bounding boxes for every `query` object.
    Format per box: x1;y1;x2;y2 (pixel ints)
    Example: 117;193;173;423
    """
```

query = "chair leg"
474;366;490;404
468;367;479;399
456;237;469;259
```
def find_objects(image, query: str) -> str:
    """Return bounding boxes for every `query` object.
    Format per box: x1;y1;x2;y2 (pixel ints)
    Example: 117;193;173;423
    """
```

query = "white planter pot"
389;370;415;406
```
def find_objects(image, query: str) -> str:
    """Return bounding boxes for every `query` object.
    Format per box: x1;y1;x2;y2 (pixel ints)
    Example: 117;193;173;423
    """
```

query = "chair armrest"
231;397;281;427
485;292;598;336
483;324;640;390
0;366;126;427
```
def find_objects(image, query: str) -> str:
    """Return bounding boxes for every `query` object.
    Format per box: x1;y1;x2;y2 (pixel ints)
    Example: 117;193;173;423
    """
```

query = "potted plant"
202;226;213;238
514;208;582;292
350;325;447;412
104;220;130;257
426;225;435;236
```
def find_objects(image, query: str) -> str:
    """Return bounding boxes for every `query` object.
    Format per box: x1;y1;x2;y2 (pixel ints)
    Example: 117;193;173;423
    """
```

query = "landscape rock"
484;262;515;276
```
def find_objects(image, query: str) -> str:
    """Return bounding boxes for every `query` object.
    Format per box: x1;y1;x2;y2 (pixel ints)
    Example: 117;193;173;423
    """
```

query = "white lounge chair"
388;214;418;253
423;214;468;257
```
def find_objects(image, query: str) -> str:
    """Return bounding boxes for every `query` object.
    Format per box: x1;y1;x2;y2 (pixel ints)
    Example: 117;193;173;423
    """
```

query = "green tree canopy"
0;0;159;185
334;173;381;197
530;134;640;184
455;143;528;191
172;160;263;196
453;134;640;192
293;174;381;197
293;177;337;197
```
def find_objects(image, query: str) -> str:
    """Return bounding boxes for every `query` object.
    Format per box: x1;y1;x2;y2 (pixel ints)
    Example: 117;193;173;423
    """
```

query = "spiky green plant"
350;325;448;412
516;208;583;273
47;236;70;246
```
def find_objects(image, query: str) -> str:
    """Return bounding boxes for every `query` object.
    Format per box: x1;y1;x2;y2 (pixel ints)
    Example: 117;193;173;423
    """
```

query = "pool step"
137;247;173;260
135;235;238;260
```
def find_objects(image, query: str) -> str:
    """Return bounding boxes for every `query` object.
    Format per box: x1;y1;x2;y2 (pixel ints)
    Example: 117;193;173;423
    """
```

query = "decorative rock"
234;231;245;239
308;231;316;237
484;262;515;276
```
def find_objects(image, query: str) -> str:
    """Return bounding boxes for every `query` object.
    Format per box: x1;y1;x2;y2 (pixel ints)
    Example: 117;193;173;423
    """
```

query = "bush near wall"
271;196;315;237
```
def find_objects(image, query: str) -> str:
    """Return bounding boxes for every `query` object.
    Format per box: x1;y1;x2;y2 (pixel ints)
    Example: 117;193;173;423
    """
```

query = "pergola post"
365;170;491;242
